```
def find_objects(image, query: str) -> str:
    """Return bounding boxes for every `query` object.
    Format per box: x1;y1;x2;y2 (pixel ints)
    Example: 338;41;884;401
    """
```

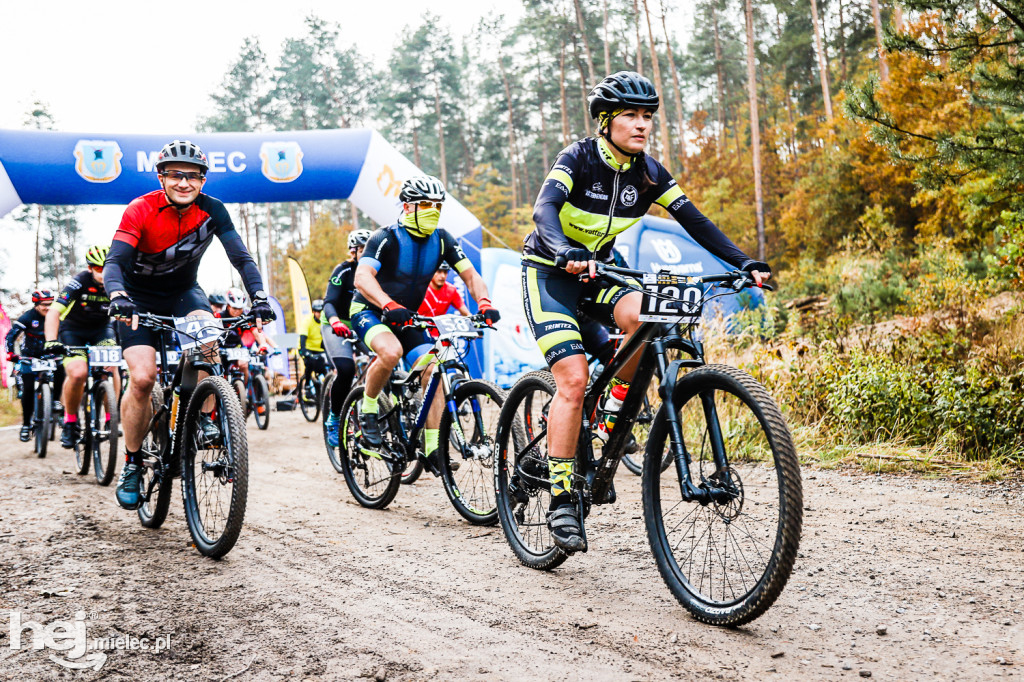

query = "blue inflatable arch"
0;127;483;264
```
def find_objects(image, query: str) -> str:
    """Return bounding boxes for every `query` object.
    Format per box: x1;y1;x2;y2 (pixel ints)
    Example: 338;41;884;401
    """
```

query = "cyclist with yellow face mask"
350;175;499;472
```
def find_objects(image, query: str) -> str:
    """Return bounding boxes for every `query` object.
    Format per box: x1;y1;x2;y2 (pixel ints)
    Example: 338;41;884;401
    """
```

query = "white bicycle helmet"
399;175;446;203
348;229;372;250
225;287;248;309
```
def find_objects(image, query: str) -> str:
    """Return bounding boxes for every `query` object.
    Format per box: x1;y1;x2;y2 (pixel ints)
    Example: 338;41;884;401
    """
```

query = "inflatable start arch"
0;127;483;260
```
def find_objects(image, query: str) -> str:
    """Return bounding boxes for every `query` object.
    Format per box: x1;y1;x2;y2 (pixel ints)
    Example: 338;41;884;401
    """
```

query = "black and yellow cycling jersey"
524;136;755;270
53;270;111;332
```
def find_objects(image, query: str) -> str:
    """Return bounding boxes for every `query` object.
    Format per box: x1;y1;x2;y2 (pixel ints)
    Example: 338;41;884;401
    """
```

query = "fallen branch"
855;453;966;467
218;656;257;682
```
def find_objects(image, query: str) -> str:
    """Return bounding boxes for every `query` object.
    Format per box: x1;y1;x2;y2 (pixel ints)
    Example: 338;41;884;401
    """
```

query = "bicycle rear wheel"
298;375;321;422
494;370;567;570
232;378;248;420
440;379;503;525
321;374;345;473
642;364;802;627
92;379;120;486
338;386;402;509
180;376;249;558
34;383;51;458
251;375;271;430
138;386;172;529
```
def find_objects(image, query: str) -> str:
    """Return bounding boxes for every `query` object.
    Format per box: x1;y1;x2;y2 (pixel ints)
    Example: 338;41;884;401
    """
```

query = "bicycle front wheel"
322;374;345;473
298;375;320;422
642;364;802;627
180;376;249;558
138;385;172;529
440;379;503;525
338;386;402;509
92;379;120;486
494;370;567;570
34;383;51;458
251;375;271;430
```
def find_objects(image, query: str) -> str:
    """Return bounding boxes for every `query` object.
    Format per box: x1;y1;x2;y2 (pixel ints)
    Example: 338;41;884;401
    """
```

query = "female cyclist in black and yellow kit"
522;71;771;551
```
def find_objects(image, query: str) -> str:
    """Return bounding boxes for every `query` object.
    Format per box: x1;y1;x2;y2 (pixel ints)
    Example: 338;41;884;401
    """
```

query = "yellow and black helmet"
85;244;109;267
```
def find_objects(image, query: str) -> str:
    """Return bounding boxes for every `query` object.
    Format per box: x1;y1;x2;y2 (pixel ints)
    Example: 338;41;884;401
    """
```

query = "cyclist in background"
418;263;471;318
104;139;273;510
5;290;59;442
218;287;273;386
299;299;329;384
351;175;499;472
321;228;371;447
44;245;118;450
208;292;227;316
523;71;769;551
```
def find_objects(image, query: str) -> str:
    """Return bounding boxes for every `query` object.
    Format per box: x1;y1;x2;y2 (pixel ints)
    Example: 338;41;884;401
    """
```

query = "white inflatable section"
349;131;482;254
0;161;22;218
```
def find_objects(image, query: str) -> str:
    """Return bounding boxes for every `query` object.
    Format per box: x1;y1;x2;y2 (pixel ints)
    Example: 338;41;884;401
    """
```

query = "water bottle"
594;382;629;444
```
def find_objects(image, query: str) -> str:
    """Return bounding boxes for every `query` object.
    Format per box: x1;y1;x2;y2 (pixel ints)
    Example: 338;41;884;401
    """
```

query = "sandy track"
0;409;1020;681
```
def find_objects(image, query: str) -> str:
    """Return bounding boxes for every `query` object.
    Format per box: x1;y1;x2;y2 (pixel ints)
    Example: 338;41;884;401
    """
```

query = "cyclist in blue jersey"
351;176;499;473
524;72;770;552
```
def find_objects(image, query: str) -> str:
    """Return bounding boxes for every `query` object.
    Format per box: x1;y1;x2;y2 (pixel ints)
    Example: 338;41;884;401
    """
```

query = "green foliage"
987;212;1024;287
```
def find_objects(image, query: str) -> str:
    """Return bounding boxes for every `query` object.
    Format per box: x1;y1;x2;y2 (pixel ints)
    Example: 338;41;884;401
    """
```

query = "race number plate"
88;346;123;367
638;274;703;324
434;314;476;336
173;315;224;350
30;358;57;372
162;350;181;366
224;347;251;362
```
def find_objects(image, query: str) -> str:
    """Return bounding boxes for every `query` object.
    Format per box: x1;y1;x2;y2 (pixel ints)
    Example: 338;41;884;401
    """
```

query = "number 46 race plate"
638;274;703;324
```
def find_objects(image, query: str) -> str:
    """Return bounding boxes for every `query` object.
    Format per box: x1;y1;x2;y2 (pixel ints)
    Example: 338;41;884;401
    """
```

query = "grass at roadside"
1;392;22;427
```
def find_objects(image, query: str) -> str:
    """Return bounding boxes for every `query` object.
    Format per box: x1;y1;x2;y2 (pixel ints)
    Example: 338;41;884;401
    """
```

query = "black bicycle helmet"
156;139;209;173
588;71;660;119
209;292;227;306
399;175;446;203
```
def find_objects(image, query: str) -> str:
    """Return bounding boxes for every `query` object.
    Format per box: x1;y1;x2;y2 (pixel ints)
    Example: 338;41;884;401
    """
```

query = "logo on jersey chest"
259;142;304;183
584;182;609;201
620;185;638;207
73;140;123;183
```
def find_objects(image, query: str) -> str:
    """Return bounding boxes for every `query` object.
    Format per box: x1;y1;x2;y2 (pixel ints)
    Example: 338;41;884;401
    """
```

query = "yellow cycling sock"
548;457;574;498
361;394;379;414
425;428;439;456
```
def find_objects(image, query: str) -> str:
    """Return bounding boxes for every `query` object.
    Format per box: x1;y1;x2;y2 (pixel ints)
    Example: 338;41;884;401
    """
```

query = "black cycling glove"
251;294;275;322
43;340;68;357
554;246;592;269
382;302;414;329
108;295;137;320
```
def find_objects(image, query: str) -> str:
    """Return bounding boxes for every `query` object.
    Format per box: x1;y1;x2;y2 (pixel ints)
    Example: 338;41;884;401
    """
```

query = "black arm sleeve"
103;239;136;296
218;230;265;299
5;319;24;353
299;334;308;353
322;263;352;321
530;150;579;257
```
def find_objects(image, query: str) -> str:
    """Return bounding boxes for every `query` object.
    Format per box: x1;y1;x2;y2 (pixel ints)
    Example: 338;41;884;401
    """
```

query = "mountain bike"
321;340;372;469
493;265;802;626
15;356;60;458
133;313;252;559
223;347;274;430
64;345;122;485
337;314;507;524
297;352;329;422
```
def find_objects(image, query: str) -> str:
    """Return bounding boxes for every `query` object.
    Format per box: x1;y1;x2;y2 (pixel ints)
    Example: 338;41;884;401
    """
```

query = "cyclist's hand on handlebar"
6;351;18;362
382;301;414;329
330;320;352;338
44;340;67;357
741;261;772;287
109;295;139;329
250;294;275;328
555;247;596;278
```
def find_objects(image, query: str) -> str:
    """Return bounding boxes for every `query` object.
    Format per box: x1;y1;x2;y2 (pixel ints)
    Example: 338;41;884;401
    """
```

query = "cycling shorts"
521;263;636;367
58;325;117;367
117;283;212;350
350;308;434;370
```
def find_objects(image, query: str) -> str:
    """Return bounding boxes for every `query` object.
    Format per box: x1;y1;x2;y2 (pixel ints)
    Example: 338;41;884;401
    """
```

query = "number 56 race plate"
638;274;703;324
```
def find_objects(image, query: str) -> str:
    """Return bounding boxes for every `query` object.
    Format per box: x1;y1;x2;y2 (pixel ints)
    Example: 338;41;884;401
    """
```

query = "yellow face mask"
401;206;441;237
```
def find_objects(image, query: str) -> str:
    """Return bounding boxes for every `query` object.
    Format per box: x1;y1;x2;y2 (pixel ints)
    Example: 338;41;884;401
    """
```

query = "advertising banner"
479;248;546;387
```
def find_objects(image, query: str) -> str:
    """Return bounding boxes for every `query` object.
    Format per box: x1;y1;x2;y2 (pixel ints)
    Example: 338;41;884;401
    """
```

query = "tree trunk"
264;206;274;297
559;46;571;147
661;1;687;169
744;0;766;261
350;201;359;230
433;75;448;186
642;0;672;170
536;46;551;170
838;0;848;82
573;0;598;86
34;205;42;288
497;56;521;220
573;44;590;136
893;5;904;31
712;5;727;155
308;200;316;236
412;120;422;168
633;0;644;74
871;0;890;82
809;0;834;121
602;0;611;74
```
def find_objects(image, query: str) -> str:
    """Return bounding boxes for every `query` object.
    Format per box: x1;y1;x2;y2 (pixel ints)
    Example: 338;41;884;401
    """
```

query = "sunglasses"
413;201;443;210
160;170;206;183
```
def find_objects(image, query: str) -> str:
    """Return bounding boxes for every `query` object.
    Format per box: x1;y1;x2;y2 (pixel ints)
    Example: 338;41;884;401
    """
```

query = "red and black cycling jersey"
5;308;47;357
104;190;263;299
53;270;110;331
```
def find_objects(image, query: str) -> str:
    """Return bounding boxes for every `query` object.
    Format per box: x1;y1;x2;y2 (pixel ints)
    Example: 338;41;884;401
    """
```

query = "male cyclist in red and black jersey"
104;139;274;510
523;72;770;552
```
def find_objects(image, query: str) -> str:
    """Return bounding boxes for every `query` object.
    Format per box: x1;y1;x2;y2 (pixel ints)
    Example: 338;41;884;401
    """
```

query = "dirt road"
0;410;1020;681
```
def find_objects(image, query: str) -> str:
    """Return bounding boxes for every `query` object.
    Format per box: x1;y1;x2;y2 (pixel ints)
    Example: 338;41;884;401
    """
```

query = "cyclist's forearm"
44;307;62;342
103;239;135;297
668;200;749;269
459;270;491;307
354;266;393;309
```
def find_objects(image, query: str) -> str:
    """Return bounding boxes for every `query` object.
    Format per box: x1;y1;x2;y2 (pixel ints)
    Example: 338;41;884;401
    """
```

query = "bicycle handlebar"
589;263;775;292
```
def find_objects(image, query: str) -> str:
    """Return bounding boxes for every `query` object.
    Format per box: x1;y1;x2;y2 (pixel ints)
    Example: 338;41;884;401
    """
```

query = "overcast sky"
0;0;522;297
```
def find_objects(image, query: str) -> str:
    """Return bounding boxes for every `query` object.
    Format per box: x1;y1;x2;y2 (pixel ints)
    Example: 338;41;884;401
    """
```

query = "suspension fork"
654;338;709;502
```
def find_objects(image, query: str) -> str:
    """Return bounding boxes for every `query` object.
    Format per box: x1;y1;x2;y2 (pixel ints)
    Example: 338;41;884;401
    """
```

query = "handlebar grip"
554;254;568;268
